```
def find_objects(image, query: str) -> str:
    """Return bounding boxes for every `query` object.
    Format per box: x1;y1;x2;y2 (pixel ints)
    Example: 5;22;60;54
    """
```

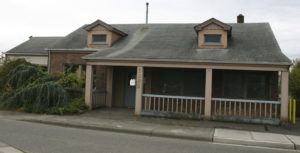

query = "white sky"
0;0;299;59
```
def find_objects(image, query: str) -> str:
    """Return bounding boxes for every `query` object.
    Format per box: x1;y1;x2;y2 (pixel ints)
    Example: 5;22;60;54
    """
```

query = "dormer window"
194;18;232;49
204;34;222;45
84;19;127;47
92;34;107;44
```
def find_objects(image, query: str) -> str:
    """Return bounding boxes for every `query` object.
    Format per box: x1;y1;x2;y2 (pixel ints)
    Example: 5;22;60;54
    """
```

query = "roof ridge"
84;19;127;36
110;22;269;24
30;36;63;38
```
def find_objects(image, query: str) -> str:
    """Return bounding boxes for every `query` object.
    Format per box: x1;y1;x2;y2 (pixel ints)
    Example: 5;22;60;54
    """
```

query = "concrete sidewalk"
214;128;299;150
23;118;300;150
1;109;300;150
0;141;23;153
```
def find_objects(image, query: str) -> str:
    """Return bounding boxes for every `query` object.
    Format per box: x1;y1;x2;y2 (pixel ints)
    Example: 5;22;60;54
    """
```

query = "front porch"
84;63;289;124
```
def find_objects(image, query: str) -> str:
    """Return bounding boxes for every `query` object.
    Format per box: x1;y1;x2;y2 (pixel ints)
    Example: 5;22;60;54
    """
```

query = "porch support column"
78;65;82;78
77;65;83;88
85;64;93;110
280;71;289;122
106;67;113;108
135;66;144;115
204;68;212;120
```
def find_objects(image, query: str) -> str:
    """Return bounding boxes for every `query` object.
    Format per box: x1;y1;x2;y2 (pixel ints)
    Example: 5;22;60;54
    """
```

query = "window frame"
92;34;107;44
204;34;222;46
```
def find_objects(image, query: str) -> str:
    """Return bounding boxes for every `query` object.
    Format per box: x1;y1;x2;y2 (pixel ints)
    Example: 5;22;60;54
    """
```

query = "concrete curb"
20;119;153;135
20;119;214;142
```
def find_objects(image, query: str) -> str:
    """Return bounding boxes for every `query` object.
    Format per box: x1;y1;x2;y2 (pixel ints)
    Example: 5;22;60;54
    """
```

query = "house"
7;14;292;124
5;36;62;66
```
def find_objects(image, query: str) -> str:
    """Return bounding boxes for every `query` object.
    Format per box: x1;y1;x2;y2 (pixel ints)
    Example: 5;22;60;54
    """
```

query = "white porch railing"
142;94;205;116
211;98;281;119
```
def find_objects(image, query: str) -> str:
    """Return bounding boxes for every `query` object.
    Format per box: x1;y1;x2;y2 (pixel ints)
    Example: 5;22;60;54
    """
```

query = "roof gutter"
82;57;292;66
46;48;99;52
85;58;290;72
5;52;48;56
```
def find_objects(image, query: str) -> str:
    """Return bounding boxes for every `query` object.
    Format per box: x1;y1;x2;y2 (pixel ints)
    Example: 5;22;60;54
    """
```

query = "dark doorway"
124;68;137;108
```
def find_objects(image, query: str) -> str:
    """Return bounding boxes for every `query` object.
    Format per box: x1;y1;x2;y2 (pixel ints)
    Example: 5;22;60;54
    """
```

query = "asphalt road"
0;119;297;153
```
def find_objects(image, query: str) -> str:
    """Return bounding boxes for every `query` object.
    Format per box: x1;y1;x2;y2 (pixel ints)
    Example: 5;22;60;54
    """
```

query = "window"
246;73;268;99
92;34;107;44
162;70;181;95
222;70;270;100
223;71;244;99
204;34;222;45
64;64;79;73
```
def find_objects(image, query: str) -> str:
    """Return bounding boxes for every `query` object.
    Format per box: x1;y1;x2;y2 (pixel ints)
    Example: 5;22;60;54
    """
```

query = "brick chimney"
237;14;244;23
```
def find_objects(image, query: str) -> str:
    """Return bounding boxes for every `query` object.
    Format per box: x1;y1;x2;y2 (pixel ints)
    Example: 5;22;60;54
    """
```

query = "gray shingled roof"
45;23;291;65
52;25;89;49
6;37;63;55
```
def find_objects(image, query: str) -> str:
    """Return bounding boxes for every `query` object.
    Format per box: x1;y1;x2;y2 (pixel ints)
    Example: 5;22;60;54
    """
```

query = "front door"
124;68;136;108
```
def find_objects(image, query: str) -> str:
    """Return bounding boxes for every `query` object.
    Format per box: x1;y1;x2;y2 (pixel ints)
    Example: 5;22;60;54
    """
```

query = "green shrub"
7;65;41;89
0;59;88;115
45;97;88;115
65;88;84;99
33;74;60;84
0;59;35;92
2;82;69;113
57;67;84;88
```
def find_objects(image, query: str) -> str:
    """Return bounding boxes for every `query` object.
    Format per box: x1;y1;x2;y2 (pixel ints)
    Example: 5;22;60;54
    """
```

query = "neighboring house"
9;15;292;124
5;36;62;66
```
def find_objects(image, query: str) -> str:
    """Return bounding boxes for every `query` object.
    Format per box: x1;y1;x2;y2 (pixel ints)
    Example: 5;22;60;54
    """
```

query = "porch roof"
54;23;291;66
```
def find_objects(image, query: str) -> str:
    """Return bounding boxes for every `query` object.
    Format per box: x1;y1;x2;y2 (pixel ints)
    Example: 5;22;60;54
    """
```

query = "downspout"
47;49;51;74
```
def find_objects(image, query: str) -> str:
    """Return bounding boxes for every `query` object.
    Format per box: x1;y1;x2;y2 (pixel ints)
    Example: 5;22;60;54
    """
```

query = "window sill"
91;42;107;45
202;43;223;46
201;44;224;47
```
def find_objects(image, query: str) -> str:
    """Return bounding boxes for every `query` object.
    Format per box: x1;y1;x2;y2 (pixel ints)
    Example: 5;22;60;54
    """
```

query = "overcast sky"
0;0;299;59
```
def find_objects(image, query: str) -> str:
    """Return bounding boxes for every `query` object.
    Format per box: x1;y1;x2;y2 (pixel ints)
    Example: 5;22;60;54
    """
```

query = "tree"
1;65;69;112
290;60;300;100
289;60;300;116
0;62;88;114
0;59;35;93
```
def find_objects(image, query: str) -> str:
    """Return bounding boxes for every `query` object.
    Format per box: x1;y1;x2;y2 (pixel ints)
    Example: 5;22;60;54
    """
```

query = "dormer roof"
194;18;232;32
84;19;128;37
